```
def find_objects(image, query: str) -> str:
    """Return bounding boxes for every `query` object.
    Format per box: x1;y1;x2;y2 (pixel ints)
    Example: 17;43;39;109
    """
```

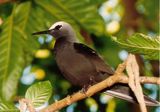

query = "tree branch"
40;61;160;112
126;54;147;112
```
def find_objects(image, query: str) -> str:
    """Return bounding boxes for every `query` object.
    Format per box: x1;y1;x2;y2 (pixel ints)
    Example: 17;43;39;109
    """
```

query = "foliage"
112;33;160;60
0;99;19;112
0;81;52;111
0;0;159;112
35;0;105;36
25;81;52;107
0;0;104;101
0;3;40;101
0;9;25;101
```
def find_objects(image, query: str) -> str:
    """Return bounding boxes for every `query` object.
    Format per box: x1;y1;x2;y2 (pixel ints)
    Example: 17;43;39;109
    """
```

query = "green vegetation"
0;0;159;111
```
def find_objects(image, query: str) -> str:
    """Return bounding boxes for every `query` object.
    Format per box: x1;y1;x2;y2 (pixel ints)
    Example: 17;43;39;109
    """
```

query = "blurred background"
0;0;159;112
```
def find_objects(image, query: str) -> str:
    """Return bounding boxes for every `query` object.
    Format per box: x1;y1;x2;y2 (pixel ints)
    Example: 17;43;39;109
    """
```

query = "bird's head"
33;21;76;41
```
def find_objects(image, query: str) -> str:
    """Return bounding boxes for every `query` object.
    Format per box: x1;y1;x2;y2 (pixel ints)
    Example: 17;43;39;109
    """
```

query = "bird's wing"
74;43;114;75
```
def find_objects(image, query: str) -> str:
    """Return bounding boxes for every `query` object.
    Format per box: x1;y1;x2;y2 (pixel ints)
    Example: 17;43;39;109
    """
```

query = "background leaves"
0;0;159;112
112;33;160;60
25;81;52;107
0;10;24;101
0;99;19;112
0;0;104;101
35;0;105;38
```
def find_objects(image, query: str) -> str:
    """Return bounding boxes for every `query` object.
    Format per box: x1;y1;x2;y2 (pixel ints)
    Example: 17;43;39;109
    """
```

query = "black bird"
33;21;159;106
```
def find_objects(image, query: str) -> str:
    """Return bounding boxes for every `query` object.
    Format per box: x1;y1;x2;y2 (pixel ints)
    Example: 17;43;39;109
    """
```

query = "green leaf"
0;10;24;101
14;2;40;65
25;81;52;107
89;0;106;5
35;0;105;36
112;33;160;60
0;2;40;101
0;99;19;112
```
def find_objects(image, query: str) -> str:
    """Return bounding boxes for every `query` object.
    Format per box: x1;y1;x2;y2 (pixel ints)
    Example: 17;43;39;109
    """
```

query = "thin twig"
19;98;35;112
140;76;160;84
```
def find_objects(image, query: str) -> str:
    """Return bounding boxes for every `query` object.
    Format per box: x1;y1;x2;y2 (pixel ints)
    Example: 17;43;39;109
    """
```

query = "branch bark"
19;98;35;112
40;61;160;112
126;54;147;112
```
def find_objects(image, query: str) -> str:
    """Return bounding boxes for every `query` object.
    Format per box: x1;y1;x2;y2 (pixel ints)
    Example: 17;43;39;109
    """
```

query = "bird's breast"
54;43;97;86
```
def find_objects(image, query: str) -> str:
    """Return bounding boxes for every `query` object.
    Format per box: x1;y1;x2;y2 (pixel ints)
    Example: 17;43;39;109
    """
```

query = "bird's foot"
80;76;94;94
80;84;91;94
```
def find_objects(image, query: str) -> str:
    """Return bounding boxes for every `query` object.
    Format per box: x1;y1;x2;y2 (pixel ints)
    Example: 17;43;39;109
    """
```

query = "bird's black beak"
32;30;51;35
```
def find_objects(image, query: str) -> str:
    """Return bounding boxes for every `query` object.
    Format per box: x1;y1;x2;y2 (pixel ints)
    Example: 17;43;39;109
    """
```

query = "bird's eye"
54;25;62;30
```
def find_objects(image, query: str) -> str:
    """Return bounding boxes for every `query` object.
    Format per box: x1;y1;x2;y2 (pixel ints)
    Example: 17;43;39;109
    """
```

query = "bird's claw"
80;84;91;94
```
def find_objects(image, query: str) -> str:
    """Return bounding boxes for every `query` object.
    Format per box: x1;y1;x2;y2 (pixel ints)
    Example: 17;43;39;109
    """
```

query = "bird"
32;21;159;106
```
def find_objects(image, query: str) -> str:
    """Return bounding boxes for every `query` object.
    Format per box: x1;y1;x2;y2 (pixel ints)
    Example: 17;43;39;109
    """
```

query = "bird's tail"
104;84;160;106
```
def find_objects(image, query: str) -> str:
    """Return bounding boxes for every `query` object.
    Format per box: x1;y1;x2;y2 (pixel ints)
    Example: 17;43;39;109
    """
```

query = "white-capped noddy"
33;21;159;106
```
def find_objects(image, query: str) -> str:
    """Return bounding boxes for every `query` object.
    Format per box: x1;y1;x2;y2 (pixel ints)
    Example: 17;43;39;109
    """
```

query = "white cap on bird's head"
32;21;77;42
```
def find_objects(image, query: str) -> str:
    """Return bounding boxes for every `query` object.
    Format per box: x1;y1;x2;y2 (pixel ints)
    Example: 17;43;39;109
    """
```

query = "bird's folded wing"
74;43;114;75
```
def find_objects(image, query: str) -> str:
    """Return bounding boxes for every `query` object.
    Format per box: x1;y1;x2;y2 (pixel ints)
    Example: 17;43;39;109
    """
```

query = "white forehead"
49;21;71;30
